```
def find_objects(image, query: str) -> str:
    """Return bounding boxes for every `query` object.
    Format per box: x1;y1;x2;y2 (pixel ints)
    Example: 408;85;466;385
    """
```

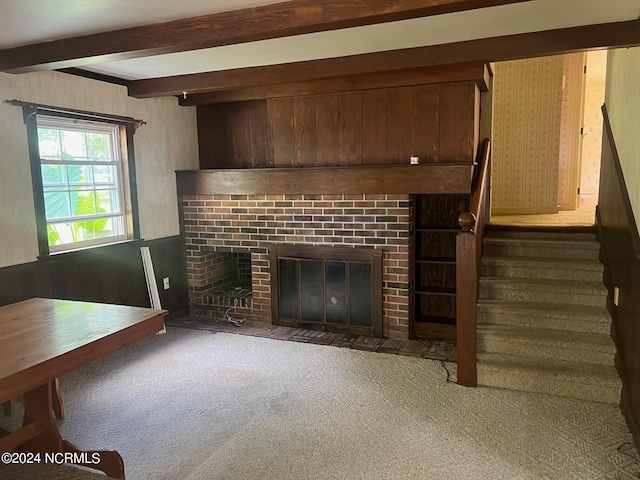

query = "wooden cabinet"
413;194;469;339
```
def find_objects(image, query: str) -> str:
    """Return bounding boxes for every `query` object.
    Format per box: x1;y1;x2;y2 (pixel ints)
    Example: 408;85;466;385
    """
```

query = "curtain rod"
4;99;146;130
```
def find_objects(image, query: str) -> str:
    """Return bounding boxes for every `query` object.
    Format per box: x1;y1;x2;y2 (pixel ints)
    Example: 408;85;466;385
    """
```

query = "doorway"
489;50;607;228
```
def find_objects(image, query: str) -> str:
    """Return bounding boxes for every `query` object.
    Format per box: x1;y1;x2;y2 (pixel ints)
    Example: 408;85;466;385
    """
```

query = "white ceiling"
0;0;284;48
1;0;638;83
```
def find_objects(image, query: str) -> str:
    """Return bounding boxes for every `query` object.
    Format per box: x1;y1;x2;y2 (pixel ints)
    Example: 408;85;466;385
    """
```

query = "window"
36;116;129;252
9;99;143;256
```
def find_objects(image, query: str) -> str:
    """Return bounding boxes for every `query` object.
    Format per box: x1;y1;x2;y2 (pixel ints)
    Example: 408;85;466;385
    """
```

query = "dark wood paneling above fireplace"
197;81;480;169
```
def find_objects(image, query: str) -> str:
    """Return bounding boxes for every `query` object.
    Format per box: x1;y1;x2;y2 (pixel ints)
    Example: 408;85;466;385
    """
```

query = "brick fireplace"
182;193;413;339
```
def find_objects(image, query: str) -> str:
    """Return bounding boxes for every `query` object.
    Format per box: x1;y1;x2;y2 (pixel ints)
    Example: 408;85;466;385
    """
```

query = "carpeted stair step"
485;230;597;241
483;237;600;260
477;324;616;365
481;255;603;282
477;299;611;334
476;352;622;404
479;277;607;307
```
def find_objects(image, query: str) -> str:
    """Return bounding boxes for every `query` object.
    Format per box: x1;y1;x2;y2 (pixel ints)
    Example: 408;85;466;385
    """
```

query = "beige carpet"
2;327;639;480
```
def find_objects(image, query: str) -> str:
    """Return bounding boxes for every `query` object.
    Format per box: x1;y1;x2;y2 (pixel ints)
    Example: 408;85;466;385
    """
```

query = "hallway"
490;193;597;228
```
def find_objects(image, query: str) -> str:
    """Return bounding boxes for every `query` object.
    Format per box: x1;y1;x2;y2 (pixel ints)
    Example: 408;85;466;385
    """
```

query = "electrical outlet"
163;277;170;290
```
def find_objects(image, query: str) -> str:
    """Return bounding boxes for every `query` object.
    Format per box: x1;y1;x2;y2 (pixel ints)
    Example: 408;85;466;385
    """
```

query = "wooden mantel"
176;163;474;196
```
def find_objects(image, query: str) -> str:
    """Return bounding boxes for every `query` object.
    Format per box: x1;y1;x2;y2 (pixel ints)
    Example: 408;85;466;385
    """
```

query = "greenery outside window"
37;116;129;252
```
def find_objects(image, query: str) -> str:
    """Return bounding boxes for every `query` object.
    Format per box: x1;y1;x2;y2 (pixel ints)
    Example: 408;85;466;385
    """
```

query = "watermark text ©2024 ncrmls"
1;451;101;465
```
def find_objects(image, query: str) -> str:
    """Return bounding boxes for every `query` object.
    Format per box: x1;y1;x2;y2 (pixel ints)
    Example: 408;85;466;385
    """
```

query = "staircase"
476;227;622;404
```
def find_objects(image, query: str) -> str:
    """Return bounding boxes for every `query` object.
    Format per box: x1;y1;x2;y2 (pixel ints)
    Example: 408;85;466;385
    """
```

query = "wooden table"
0;298;167;479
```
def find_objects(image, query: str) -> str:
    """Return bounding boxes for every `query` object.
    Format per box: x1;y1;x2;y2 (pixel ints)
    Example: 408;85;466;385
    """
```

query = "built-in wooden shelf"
413;193;470;340
414;320;457;340
416;288;456;296
415;257;456;264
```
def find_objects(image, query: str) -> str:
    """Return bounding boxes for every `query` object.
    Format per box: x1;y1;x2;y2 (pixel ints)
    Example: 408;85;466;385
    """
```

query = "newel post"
456;212;478;387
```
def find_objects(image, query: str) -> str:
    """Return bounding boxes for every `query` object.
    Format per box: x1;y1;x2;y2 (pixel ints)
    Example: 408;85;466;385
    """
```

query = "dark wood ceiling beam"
129;20;640;99
0;0;532;73
179;63;490;105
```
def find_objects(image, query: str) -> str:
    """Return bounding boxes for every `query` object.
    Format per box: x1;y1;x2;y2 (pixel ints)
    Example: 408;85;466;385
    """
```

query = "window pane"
95;189;120;214
72;192;99;217
38;129;61;157
60;130;87;159
67;165;93;186
41;164;66;186
86;133;110;160
93;165;117;185
43;190;71;219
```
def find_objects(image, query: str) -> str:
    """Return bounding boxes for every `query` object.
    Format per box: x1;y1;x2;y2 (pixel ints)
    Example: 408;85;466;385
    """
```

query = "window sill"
37;239;144;262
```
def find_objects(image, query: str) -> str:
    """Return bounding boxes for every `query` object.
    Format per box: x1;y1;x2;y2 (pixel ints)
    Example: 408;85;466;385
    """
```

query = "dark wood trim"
0;0;532;73
601;105;640;258
456;138;491;387
129;21;640;98
24;110;49;256
6;100;145;128
176;164;473;196
57;68;132;87
180;63;490;105
124;124;141;240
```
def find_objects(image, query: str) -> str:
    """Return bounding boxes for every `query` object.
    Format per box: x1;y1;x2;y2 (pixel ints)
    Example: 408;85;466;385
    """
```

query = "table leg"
22;383;125;480
51;378;64;419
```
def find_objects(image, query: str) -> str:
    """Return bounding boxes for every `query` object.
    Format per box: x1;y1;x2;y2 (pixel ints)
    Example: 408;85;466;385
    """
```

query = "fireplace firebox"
270;245;383;336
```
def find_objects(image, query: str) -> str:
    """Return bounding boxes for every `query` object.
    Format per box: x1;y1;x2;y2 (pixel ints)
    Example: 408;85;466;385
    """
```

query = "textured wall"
581;50;607;194
492;56;564;214
0;71;198;268
605;47;640;233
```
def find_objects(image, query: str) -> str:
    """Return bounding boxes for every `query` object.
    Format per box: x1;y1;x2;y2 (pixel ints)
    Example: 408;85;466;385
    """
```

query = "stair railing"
456;138;491;387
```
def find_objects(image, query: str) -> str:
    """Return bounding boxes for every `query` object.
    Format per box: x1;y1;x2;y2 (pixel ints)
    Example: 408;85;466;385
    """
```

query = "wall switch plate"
163;277;170;290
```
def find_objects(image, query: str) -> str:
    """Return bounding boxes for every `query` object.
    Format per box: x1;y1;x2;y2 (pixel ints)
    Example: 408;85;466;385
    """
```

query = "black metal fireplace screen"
270;245;382;336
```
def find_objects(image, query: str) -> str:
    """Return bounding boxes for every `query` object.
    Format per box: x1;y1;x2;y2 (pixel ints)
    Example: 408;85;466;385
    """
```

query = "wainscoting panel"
597;105;640;451
0;236;187;317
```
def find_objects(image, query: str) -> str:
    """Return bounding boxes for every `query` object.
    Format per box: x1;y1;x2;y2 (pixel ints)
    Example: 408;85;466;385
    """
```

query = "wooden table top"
0;298;167;403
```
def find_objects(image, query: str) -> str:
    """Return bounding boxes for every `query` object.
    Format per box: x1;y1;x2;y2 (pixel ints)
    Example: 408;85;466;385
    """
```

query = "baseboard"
165;309;187;322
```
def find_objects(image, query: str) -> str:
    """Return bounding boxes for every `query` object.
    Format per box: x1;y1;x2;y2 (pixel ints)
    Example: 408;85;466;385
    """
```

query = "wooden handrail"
456;138;491;387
